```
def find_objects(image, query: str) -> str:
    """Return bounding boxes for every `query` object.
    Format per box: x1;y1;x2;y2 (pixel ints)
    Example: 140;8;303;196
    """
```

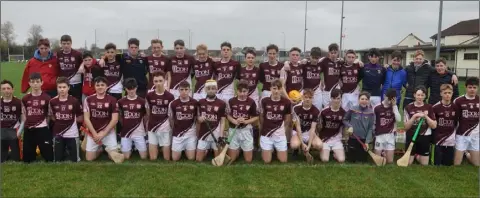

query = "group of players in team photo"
0;34;478;167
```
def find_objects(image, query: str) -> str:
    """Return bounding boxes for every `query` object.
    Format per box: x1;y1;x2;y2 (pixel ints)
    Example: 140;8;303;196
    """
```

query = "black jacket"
427;71;459;104
404;60;434;99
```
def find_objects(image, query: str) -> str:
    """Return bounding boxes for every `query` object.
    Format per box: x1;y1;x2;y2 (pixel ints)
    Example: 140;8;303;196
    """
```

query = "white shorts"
197;140;218;151
322;139;343;151
370;96;381;107
374;133;395;151
172;136;198;152
121;136;147;152
85;130;118;152
193;93;206;101
260;135;287;151
261;90;271;99
342;92;358;112
229;127;254;151
312;90;323;111
455;134;479;152
148;131;171;147
218;92;234;104
292;131;309;144
322;90;331;108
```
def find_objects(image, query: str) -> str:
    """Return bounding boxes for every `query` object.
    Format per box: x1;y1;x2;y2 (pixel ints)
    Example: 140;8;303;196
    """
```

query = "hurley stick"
397;117;425;167
351;133;386;166
212;125;238;166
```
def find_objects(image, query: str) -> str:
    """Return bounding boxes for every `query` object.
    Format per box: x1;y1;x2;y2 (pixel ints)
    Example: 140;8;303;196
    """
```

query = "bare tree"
1;21;16;45
26;24;43;47
50;38;61;51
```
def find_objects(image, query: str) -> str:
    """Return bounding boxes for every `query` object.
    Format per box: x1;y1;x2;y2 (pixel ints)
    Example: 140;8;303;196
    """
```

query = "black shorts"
432;145;454;166
406;134;431;156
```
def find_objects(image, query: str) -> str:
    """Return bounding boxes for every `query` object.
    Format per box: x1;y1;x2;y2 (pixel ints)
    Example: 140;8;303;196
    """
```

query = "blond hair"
414;50;425;57
196;44;208;51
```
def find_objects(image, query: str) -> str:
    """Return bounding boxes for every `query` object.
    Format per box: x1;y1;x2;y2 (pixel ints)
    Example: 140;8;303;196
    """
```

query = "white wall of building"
455;48;480;78
398;34;424;47
433;35;477;46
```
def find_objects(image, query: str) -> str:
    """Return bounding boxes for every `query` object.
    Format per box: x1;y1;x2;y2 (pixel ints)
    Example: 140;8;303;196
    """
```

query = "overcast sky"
1;1;479;50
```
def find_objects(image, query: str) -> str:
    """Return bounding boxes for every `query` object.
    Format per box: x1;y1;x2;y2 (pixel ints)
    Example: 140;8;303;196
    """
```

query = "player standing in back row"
340;49;361;111
214;42;241;104
259;44;284;99
56;35;84;101
453;77;479;166
147;39;171;91
319;43;342;108
280;47;303;101
167;40;195;99
237;49;260;107
360;48;386;107
302;47;323;110
192;44;215;101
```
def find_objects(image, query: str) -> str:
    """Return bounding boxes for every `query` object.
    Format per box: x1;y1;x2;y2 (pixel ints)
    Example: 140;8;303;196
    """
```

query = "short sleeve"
250;100;259;116
284;100;292;114
111;99;119;113
220;102;227;117
428;106;435;120
75;99;83;117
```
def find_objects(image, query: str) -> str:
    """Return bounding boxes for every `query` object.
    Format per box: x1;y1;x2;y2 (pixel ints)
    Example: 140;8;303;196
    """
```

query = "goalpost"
8;54;26;62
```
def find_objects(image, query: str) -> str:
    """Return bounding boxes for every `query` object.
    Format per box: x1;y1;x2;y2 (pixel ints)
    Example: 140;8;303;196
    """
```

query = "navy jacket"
117;53;149;90
427;71;459;104
361;63;386;96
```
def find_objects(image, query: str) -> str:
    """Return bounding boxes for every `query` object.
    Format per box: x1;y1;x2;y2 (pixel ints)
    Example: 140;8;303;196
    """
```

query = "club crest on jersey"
137;104;141;109
477;103;479;108
246;105;250;110
184;60;188;65
162;100;168;105
68;105;73;110
11;106;16;111
354;70;358;74
271;70;275;75
190;105;194;110
280;105;284;111
252;73;256;77
71;57;75;61
206;63;209;67
214;106;219;112
310;114;313;119
339;116;343;120
229;66;233;70
105;103;109;108
40;100;45;105
161;61;165;66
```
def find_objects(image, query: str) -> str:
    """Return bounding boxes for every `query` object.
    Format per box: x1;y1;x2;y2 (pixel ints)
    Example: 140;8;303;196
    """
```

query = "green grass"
1;62;476;197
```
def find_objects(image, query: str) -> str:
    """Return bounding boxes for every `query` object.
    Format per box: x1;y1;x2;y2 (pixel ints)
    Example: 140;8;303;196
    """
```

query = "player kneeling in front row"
83;76;124;163
290;89;323;161
318;89;346;163
227;80;259;163
118;78;148;160
453;77;479;166
146;71;175;161
49;77;83;162
196;80;227;162
373;88;401;164
259;79;292;163
169;81;198;161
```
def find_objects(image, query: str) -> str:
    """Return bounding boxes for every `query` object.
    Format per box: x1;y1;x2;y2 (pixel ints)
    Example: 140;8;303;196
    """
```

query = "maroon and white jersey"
118;97;146;138
259;62;284;91
22;93;51;128
280;64;303;93
168;55;195;89
226;97;258;129
238;66;260;98
340;63;361;94
302;61;322;92
103;60;123;94
145;90;175;133
57;50;83;85
213;59;241;95
1;97;22;129
259;97;291;137
319;57;341;91
374;104;397;136
147;55;171;90
292;104;320;133
193;58;215;94
433;102;458;146
83;94;119;132
49;96;82;137
319;107;346;142
198;98;226;141
453;95;479;136
404;103;436;136
168;97;198;137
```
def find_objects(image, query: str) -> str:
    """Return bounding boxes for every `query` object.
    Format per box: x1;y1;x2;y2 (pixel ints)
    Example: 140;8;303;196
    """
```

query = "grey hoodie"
343;105;375;144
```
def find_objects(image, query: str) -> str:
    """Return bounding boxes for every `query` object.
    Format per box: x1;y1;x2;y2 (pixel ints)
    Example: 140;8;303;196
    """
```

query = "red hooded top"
21;50;59;93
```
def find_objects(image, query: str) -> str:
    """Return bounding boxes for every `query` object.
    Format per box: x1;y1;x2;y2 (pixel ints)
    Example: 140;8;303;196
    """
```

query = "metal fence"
453;68;480;80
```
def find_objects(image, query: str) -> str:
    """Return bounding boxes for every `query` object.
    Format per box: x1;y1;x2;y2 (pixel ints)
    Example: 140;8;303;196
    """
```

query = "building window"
450;54;455;61
464;53;478;60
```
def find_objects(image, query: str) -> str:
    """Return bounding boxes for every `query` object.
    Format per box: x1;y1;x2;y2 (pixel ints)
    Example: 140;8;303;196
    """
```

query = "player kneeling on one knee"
226;80;259;163
169;81;198;161
83;77;124;163
146;71;175;161
196;80;227;162
290;89;323;159
259;80;291;163
373;89;401;164
118;78;148;160
318;89;346;163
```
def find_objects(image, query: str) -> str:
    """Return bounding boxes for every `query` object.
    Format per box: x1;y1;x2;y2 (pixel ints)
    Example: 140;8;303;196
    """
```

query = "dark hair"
266;44;279;52
303;88;314;97
271;79;283;89
174;39;185;47
179;81;190;89
465;77;479;87
128;38;140;47
330;89;342;98
60;35;72;43
0;80;14;88
94;76;108;84
151;39;163;46
414;85;427;95
345;49;356;56
385;88;397;100
83;51;93;59
104;43;117;51
310;47;322;58
358;91;371;99
37;38;50;47
391;50;402;60
435;58;446;65
245;49;256;57
220;42;232;49
328;43;339;52
29;72;42;81
152;71;166;78
289;47;301;53
237;80;249;91
368;48;381;57
56;77;69;85
123;78;138;90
